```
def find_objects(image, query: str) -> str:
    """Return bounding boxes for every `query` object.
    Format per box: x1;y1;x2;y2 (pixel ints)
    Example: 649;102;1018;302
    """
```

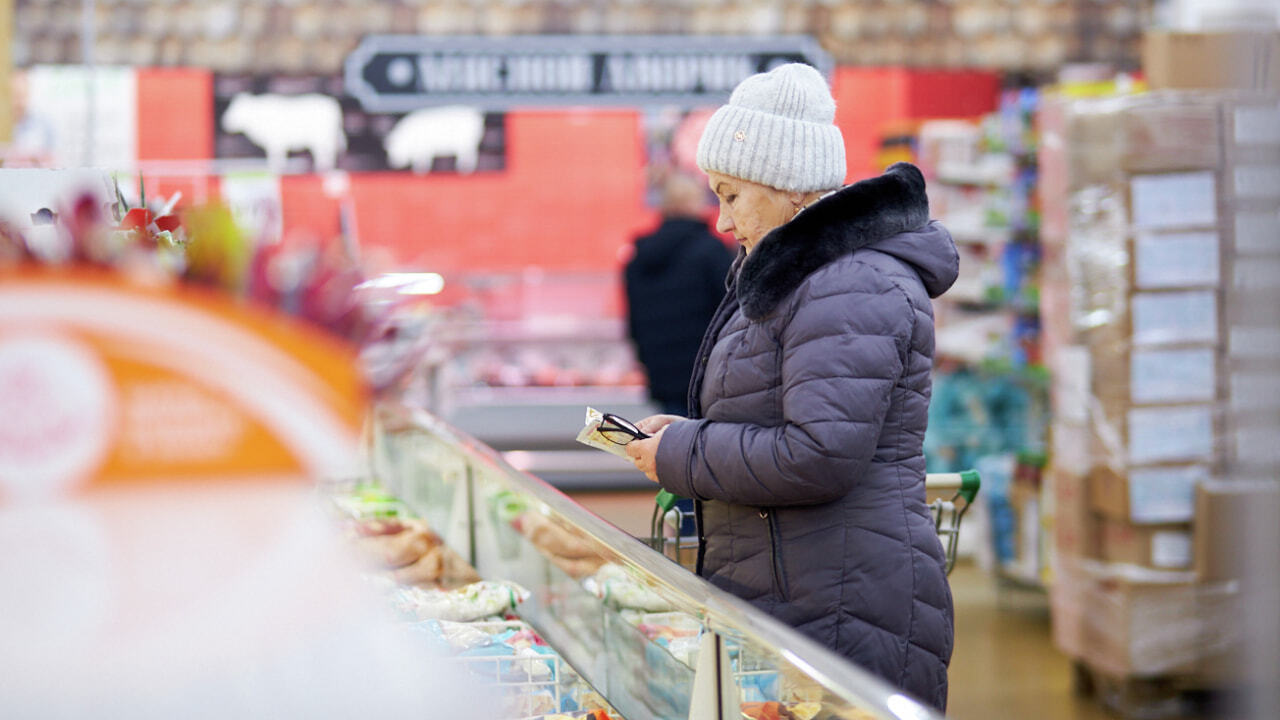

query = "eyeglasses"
597;413;650;446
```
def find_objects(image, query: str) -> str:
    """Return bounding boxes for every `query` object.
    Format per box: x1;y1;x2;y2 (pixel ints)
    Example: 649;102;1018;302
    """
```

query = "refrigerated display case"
409;270;660;491
366;400;947;720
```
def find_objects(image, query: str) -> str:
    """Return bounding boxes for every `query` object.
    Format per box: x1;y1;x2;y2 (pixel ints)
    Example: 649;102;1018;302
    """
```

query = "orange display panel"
0;269;367;499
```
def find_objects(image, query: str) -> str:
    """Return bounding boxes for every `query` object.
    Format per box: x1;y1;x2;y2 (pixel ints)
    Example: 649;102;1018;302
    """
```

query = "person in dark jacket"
623;63;958;711
624;173;734;415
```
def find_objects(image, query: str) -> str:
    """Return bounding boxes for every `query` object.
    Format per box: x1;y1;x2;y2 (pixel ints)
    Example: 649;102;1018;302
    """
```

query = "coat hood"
630;218;713;275
865;220;958;300
736;162;958;320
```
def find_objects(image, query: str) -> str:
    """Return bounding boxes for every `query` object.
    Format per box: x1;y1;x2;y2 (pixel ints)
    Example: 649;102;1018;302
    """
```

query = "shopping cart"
648;489;698;570
648;470;981;576
924;470;981;575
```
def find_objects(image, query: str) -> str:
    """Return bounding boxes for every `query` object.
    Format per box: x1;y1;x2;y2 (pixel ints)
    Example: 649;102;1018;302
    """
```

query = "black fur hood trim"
736;162;931;320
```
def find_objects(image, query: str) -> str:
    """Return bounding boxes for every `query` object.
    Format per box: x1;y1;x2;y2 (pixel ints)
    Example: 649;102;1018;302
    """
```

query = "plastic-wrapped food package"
389;580;530;622
330;484;410;520
635;611;703;667
514;509;608;579
350;519;442;569
528;711;613;720
583;563;674;612
415;619;496;654
740;701;823;720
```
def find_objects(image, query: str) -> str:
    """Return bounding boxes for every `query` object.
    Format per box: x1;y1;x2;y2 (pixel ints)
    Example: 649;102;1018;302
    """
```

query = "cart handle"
655;489;682;513
925;470;981;505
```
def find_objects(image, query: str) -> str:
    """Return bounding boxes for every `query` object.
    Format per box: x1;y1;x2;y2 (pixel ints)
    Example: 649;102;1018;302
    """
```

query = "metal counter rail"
375;403;947;720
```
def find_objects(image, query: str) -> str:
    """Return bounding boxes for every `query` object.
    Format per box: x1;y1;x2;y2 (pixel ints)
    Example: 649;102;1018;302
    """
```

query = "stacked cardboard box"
1143;30;1280;95
1039;85;1280;682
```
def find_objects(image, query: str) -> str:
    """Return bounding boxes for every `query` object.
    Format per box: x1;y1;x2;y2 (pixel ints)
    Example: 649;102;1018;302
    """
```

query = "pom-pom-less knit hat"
696;63;846;193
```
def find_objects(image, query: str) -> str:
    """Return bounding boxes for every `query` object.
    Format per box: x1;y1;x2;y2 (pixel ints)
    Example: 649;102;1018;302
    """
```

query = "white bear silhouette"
222;92;347;172
384;106;485;174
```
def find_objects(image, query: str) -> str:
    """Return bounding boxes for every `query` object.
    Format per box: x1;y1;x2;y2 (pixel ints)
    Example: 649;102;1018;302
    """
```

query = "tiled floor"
569;489;1113;720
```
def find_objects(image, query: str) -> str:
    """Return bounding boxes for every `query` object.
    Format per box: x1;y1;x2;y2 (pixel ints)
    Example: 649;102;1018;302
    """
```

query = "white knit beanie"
696;63;846;193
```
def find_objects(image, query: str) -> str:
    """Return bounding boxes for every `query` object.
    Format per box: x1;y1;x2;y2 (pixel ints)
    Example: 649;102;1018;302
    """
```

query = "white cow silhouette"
384;106;485;173
222;92;347;172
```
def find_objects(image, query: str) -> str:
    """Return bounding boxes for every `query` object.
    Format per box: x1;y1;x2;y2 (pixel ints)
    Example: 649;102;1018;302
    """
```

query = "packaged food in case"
389;580;530;622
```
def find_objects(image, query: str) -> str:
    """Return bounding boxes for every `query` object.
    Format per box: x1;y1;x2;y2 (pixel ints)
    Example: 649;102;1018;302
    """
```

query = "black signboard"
344;35;833;112
214;74;506;174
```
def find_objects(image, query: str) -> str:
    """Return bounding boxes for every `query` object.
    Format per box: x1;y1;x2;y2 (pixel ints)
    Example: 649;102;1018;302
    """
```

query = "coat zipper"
761;509;788;600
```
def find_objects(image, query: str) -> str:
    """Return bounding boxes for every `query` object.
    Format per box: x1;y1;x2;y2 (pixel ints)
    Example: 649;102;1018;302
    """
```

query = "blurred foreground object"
0;169;368;487
0;169;488;717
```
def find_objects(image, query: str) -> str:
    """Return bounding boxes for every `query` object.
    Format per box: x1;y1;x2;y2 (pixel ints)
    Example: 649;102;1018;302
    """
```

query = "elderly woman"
625;63;958;710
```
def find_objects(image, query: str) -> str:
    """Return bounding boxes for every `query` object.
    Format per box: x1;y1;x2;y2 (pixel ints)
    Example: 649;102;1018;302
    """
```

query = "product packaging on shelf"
1143;30;1280;94
1223;96;1280;153
1051;558;1242;678
1040;90;1280;479
1087;465;1203;525
1048;466;1098;565
916;92;1052;585
1097;517;1194;571
1040;87;1280;683
1003;475;1046;580
1118;92;1223;173
1193;480;1280;584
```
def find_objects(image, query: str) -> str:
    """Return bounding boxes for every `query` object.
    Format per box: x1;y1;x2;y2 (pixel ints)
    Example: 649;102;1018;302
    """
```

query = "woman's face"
706;171;796;253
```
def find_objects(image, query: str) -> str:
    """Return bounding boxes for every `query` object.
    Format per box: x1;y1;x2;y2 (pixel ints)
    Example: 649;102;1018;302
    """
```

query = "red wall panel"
135;68;214;161
832;67;911;181
905;70;1001;121
347;110;655;274
279;175;342;245
831;68;1000;181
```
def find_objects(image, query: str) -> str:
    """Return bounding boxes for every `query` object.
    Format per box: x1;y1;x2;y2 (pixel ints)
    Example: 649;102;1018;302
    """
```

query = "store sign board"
214;73;508;174
344;35;833;112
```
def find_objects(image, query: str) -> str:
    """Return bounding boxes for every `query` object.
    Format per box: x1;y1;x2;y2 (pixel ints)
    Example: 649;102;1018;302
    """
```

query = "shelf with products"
363;400;951;720
911;90;1046;369
888;88;1052;586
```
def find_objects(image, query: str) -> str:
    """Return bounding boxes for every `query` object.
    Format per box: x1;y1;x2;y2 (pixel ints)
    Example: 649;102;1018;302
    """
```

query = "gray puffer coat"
654;163;958;710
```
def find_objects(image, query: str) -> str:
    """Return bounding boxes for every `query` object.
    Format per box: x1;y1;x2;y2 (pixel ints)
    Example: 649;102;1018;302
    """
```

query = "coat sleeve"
655;268;913;507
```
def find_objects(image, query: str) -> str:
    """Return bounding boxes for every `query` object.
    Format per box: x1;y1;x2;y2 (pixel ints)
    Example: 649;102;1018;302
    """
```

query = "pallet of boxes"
1039;29;1280;719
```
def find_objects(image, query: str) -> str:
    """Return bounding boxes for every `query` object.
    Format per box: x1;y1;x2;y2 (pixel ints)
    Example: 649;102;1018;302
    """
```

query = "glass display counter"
368;401;945;720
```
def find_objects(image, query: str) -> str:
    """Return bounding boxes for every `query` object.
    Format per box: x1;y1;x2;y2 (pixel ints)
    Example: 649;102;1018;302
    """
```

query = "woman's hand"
635;414;684;435
625;425;668;483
